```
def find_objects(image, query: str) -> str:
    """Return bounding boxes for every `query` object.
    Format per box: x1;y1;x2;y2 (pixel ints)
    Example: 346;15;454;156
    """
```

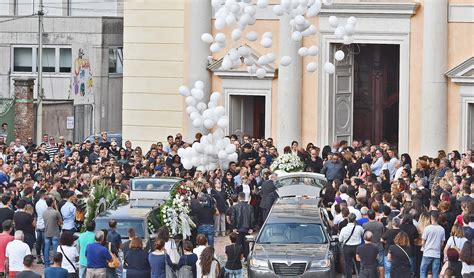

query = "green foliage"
81;180;127;232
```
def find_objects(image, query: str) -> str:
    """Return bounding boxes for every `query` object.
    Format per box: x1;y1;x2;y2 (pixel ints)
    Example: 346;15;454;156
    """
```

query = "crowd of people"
0;127;472;278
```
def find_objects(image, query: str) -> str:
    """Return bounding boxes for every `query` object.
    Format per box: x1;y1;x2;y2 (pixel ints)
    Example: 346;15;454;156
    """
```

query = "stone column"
420;0;448;156
277;14;302;150
14;78;35;143
186;0;211;142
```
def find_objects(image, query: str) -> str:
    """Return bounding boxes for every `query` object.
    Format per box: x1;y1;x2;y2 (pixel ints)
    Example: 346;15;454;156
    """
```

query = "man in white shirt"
34;191;48;264
61;192;77;234
339;213;364;278
387;148;399;180
420;211;445;278
5;231;31;276
371;149;384;176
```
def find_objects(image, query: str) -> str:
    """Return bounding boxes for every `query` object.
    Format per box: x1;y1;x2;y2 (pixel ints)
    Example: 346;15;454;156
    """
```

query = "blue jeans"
197;224;214;246
44;236;59;267
420;256;440;278
35;229;44;258
224;268;243;278
384;255;391;278
79;265;87;278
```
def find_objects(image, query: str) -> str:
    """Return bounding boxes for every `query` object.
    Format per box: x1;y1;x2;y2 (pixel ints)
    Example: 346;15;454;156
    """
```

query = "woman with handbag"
387;232;411;278
124;238;150;278
57;232;79;278
443;223;467;262
149;239;174;278
338;213;364;278
199;246;220;278
158;227;181;267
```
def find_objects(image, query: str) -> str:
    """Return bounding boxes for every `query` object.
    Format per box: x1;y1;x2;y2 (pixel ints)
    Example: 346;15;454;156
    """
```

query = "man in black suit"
258;176;279;223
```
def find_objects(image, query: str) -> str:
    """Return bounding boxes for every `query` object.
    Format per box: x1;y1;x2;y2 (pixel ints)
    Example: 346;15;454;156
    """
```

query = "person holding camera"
192;192;216;247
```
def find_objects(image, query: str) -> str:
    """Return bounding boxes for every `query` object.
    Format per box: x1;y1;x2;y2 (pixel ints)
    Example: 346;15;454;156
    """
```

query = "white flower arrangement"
159;183;196;238
270;153;304;173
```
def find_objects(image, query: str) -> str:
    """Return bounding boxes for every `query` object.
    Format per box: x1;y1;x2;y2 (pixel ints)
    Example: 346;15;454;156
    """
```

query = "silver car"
247;197;336;277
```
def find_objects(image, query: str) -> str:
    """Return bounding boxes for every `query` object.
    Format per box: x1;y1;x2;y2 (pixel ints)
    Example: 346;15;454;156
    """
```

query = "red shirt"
0;233;14;272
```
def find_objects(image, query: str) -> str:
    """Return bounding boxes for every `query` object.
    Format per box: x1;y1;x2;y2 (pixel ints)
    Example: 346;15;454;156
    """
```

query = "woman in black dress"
124;237;151;278
388;232;411;278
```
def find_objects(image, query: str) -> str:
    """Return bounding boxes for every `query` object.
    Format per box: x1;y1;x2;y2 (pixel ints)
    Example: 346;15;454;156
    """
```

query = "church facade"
122;0;474;157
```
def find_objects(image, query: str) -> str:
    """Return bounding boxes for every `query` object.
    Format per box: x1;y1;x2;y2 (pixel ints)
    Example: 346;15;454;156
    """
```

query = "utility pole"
36;0;44;143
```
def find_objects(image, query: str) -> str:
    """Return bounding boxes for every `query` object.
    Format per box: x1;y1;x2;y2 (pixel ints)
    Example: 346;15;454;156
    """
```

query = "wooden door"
253;96;265;139
333;45;354;143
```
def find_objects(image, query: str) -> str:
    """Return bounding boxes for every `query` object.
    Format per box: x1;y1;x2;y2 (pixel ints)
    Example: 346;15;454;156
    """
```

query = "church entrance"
229;95;266;138
331;43;400;146
353;44;400;146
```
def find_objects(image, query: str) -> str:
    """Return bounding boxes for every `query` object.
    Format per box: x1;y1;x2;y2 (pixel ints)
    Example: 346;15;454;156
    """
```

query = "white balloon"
292;31;303;41
248;16;257;26
194;80;204;89
225;144;237;154
215;17;225;30
192;118;203;128
207;162;217;171
178;86;190;97
215;33;226;43
294;4;306;15
295;15;305;25
266;53;276;63
335;50;345;61
248;64;257;74
229;49;240;61
256;68;267;78
308;45;319;56
201;33;214;44
225;14;237;26
194;142;204;153
299;0;309;6
210;43;221;53
246;31;258;42
221;56;232;70
238;46;251;58
177;148;185;157
229;2;240;13
324;61;335;74
239;13;251;27
281;0;291;10
323;0;333;5
328;15;338;28
260;37;272;48
191;88;204;100
279;56;292;66
186;96;197;106
211;0;221;8
344;23;355;36
244;57;255;66
334;26;346;39
257;0;268;9
347;16;357;26
232;59;242;69
204;119;215;129
218;150;227;160
223;137;231;145
196;166;205;172
272;5;284;16
231;28;242;41
182;160;193;170
196;102;207;111
215;106;225;117
191;156;199;165
306;62;317;72
298;47;308;56
306;5;320;17
217;116;229;128
186;106;198;115
210;92;221;103
228;152;238;162
244;5;256;16
262;32;273;39
343;35;353;45
258;55;270;65
190;111;200;120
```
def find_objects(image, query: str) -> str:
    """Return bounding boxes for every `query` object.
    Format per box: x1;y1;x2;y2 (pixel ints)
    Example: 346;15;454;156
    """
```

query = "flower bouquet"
270;153;304;173
159;183;196;238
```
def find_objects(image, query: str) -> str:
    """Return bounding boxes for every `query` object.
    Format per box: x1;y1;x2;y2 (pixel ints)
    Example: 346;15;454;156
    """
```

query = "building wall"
122;0;185;148
0;15;123;141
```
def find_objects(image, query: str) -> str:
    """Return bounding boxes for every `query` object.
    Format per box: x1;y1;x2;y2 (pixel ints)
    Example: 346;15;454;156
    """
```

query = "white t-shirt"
194;245;206;278
57;245;78;273
242;184;251;202
5;240;31;271
445;236;467;254
462;262;474;275
35;199;48;230
422;224;445;258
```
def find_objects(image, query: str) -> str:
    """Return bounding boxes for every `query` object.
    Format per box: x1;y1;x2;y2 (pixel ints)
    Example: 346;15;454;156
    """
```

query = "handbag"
445;237;460;262
59;245;78;277
107;243;121;269
165;253;177;278
168;240;181;265
336;224;357;274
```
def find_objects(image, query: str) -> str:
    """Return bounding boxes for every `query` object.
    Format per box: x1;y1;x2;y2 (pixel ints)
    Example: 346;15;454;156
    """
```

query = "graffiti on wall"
72;48;93;103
